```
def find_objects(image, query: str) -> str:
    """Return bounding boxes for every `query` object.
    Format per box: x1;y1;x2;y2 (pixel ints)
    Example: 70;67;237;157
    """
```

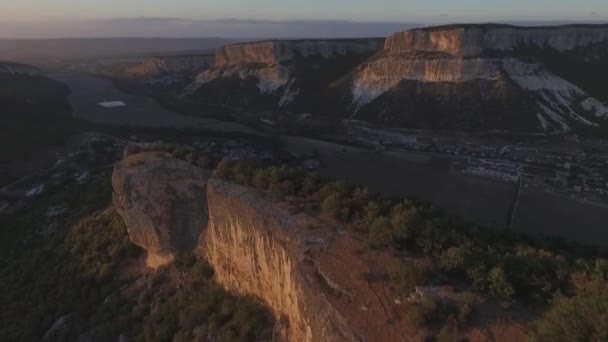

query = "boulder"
112;152;210;268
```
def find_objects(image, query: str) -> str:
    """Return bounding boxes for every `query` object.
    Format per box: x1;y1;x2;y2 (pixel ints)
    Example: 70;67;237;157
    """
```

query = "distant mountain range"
0;37;237;61
177;23;608;134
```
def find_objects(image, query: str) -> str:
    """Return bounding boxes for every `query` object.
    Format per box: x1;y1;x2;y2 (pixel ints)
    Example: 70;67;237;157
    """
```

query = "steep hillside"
178;24;608;134
350;24;608;133
0;62;78;163
184;39;383;116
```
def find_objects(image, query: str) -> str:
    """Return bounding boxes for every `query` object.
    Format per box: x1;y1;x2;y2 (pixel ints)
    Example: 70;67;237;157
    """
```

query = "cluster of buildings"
339;120;608;203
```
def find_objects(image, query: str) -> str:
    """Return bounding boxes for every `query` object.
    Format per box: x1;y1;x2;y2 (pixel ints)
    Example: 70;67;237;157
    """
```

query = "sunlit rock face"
185;39;383;113
384;25;608;56
112;152;210;268
350;24;608;133
112;155;412;341
202;179;411;342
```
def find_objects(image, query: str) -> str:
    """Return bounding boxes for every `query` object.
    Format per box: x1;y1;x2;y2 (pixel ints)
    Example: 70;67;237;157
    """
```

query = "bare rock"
202;179;413;342
112;152;210;268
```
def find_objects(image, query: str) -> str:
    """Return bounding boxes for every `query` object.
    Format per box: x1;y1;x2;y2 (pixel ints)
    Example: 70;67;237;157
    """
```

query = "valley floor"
39;71;608;247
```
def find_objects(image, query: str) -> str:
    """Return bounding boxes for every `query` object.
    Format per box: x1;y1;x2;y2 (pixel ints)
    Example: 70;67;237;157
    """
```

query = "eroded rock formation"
384;24;608;56
112;154;413;341
203;179;413;341
112;152;210;268
350;24;608;132
185;39;383;113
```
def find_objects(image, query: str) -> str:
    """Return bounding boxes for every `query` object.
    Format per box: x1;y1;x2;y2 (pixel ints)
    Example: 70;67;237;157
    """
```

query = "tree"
368;216;393;248
534;274;608;342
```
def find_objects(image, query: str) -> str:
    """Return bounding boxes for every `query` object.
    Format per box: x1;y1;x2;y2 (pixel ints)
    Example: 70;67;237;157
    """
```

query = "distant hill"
0;62;79;163
179;23;608;134
0;38;237;61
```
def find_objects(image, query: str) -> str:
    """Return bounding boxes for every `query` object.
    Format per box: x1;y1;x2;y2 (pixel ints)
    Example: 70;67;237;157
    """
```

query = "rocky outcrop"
112;152;210;268
185;39;383;112
385;24;608;56
112;154;412;341
203;179;411;341
351;24;608;133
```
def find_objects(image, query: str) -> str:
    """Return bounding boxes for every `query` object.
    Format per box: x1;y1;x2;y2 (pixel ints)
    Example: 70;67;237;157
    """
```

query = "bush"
404;295;454;328
301;175;319;195
368;216;393;248
488;266;515;300
391;260;427;295
320;192;343;218
214;159;237;179
439;246;470;272
251;169;270;191
534;274;608;342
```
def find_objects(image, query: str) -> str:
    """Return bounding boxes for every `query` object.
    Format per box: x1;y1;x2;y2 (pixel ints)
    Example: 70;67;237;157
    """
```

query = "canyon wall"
385;25;608;56
351;24;608;132
187;39;383;109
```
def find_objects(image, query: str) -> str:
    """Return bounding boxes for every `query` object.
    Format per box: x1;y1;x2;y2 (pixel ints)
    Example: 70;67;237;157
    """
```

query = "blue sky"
4;0;608;22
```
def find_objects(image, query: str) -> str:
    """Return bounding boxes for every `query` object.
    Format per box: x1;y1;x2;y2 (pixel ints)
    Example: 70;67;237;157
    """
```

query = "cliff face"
384;25;608;56
112;152;210;268
112;154;413;341
203;179;411;342
185;39;383;112
350;24;608;133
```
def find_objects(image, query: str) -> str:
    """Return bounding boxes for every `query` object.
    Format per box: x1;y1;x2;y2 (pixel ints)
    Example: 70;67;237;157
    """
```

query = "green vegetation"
213;158;608;336
0;177;271;341
89;253;270;342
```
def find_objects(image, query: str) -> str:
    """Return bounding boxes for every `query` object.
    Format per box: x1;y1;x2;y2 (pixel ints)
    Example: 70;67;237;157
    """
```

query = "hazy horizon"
2;0;608;38
1;17;607;40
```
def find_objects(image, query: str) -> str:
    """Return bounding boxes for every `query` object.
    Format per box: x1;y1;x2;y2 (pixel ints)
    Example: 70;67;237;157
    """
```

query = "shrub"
404;295;453;328
391;260;427;295
488;266;515;300
301;175;319;195
320;192;343;218
534;274;608;341
390;203;420;244
251;169;270;191
214;159;237;179
439;246;470;272
368;216;393;248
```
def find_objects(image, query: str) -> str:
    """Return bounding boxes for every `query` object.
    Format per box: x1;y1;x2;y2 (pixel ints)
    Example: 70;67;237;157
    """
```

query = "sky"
1;0;607;38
